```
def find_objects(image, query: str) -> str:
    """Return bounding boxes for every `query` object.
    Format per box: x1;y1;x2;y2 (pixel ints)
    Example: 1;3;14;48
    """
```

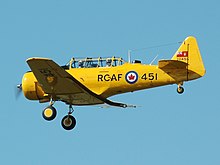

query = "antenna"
150;54;158;65
128;50;132;63
127;41;180;63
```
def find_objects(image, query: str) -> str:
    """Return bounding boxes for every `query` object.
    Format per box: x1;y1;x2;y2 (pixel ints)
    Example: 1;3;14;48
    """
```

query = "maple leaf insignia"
125;71;138;84
128;74;135;80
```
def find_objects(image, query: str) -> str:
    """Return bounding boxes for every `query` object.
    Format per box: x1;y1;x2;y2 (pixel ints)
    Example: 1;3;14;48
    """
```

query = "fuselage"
67;62;180;98
22;60;203;102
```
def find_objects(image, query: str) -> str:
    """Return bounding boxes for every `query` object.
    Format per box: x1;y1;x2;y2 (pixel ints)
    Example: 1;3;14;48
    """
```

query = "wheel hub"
44;108;53;118
64;117;72;127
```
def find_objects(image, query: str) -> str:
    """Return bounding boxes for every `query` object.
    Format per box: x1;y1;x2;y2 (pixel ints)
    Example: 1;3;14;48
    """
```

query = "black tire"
61;115;76;130
177;86;184;94
42;106;57;121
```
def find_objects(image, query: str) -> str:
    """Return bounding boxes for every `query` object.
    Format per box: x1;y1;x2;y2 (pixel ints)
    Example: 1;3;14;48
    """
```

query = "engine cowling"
22;72;46;100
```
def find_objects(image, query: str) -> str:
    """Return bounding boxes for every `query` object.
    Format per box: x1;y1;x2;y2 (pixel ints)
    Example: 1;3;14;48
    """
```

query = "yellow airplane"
17;36;205;130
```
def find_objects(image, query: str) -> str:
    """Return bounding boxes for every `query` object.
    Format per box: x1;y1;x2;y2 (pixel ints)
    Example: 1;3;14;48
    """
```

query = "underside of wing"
27;58;128;107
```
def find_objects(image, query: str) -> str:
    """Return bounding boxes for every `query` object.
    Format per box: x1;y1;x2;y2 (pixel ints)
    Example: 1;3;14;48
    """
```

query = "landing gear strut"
61;105;76;131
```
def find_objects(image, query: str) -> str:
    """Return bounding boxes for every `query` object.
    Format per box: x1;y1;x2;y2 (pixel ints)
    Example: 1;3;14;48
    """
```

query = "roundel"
125;71;138;84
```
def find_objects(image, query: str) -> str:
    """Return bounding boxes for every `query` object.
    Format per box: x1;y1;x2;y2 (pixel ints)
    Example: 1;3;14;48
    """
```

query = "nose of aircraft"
21;72;47;100
21;72;37;100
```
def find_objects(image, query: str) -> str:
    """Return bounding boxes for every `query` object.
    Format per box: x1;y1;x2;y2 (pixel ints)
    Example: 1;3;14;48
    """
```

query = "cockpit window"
68;57;125;68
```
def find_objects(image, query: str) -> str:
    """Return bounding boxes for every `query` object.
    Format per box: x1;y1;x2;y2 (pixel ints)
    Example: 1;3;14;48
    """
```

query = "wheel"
42;106;57;121
177;86;184;94
61;115;76;130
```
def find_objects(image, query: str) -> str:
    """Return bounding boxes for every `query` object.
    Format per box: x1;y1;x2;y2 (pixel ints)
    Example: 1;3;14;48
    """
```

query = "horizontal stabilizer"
158;60;189;81
158;60;188;70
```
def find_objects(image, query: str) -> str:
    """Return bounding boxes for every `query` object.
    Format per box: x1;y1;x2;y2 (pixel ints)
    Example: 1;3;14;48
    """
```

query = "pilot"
78;60;83;68
106;58;112;67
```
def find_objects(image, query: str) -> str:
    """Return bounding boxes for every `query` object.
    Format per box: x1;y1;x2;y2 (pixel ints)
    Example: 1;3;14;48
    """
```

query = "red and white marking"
125;71;138;84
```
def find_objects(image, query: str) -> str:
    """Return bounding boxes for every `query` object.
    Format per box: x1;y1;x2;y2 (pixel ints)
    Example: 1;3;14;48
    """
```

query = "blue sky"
1;0;220;164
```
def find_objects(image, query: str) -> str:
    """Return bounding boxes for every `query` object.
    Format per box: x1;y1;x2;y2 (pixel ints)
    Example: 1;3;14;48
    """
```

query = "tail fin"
171;36;206;79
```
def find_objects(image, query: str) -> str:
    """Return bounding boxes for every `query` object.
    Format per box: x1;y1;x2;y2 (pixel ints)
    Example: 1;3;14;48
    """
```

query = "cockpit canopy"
65;57;125;69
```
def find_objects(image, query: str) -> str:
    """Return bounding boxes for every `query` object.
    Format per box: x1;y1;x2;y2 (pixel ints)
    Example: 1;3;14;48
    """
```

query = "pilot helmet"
106;58;112;66
78;60;83;67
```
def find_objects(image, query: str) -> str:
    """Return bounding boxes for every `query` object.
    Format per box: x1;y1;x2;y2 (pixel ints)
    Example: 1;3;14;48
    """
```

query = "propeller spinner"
15;84;22;100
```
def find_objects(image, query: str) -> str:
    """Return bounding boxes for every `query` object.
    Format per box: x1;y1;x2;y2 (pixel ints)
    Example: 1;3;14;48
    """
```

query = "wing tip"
26;57;51;63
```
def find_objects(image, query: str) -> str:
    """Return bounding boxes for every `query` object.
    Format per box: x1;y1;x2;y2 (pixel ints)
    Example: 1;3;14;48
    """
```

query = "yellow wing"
27;58;127;107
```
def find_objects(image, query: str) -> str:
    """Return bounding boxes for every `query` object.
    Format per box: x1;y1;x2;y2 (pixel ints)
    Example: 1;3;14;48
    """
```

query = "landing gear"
42;106;57;121
42;102;76;130
61;115;76;130
177;86;184;94
61;105;76;130
177;83;184;94
42;100;57;121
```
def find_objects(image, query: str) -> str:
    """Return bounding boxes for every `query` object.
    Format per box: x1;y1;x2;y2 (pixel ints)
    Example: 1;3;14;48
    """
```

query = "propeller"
15;84;22;100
